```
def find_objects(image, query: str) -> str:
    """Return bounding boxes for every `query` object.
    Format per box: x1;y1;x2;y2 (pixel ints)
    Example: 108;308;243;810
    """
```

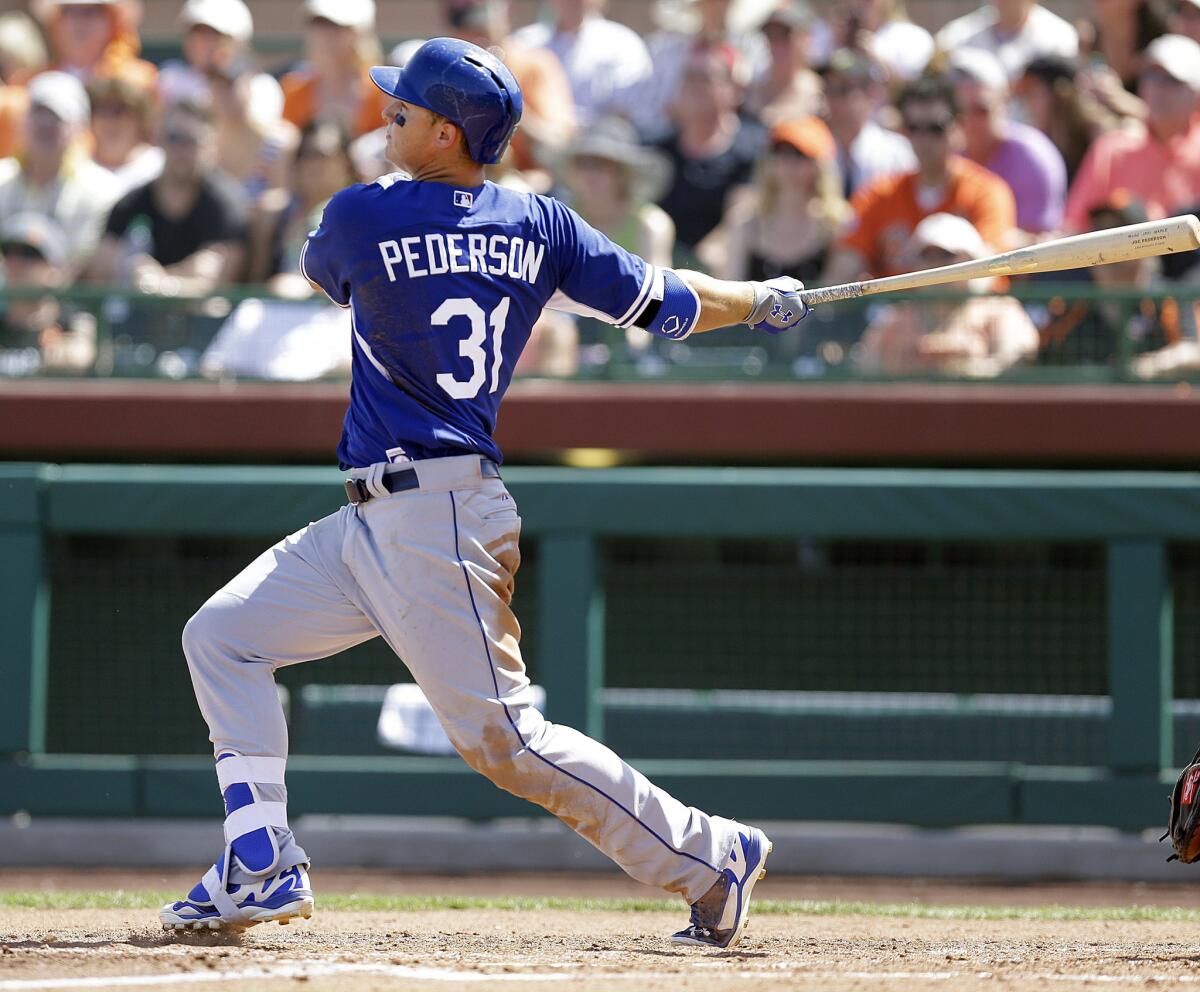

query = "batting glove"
744;277;810;334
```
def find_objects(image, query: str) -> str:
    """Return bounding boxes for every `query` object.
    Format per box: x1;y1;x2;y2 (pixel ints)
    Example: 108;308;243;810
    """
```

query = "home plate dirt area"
4;871;1200;991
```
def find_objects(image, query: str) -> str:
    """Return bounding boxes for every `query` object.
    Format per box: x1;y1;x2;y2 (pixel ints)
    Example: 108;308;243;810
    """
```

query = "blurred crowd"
1;0;1200;380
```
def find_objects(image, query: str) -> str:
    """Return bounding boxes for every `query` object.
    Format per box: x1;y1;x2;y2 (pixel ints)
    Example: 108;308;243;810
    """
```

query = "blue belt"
344;458;500;505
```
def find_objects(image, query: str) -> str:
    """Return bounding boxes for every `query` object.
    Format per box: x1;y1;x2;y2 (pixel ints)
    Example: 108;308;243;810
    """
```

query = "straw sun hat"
559;116;673;204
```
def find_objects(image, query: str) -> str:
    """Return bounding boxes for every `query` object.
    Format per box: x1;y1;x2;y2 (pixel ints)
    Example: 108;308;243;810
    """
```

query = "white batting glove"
744;277;811;334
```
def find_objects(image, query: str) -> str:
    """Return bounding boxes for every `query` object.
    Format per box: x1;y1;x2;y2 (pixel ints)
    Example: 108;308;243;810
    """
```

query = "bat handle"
799;282;867;308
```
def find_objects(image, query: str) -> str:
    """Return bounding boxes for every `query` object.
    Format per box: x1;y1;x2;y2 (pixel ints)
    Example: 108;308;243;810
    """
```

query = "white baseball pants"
182;454;737;902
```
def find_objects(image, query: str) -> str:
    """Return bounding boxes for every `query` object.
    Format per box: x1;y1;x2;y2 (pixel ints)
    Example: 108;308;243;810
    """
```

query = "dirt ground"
4;872;1200;991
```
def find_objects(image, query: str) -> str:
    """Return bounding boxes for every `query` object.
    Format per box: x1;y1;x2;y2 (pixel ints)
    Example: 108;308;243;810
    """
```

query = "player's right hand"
745;277;810;334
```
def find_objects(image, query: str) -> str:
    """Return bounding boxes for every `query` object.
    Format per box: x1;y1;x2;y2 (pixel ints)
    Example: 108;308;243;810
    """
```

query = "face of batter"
383;98;468;178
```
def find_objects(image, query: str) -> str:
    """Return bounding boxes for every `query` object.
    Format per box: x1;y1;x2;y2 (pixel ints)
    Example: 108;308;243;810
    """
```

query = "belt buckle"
344;478;369;505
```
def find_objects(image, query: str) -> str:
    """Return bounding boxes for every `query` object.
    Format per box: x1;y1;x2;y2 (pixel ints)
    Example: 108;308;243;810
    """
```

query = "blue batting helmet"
369;38;523;166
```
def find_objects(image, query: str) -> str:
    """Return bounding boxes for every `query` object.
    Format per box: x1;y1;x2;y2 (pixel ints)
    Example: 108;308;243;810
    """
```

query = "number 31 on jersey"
433;296;512;400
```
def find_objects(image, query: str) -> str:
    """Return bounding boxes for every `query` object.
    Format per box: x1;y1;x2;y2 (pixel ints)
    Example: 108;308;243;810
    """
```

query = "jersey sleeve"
547;199;658;328
299;186;357;307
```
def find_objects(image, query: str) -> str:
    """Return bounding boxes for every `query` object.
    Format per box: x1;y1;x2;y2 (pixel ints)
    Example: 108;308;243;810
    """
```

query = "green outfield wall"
1;464;1197;829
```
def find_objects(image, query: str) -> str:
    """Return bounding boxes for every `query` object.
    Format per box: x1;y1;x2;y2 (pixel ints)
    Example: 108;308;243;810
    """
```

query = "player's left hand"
745;277;811;334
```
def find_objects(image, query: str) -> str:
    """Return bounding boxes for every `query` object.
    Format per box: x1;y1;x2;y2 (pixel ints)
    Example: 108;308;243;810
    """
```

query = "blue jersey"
301;175;660;469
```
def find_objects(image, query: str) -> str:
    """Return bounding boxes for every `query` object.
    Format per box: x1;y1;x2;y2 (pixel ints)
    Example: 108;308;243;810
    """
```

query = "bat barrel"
797;214;1200;309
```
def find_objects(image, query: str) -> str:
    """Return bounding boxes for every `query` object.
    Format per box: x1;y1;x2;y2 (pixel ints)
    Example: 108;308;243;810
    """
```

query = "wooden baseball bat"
798;215;1200;308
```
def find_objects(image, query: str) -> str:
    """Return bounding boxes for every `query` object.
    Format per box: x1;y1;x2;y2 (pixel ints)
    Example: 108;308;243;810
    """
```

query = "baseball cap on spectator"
820;48;885;84
909;213;988;260
27;70;89;126
947;47;1009;92
0;212;69;268
1143;33;1200;89
770;116;836;160
180;0;254;43
306;0;376;30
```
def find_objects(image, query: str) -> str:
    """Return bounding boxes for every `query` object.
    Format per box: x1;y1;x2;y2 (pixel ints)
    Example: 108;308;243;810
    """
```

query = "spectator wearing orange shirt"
28;0;156;93
280;0;391;139
824;75;1016;281
1064;34;1200;231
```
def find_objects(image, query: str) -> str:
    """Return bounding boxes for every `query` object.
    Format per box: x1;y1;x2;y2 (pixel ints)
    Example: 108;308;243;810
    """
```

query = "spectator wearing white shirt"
510;0;651;127
936;0;1078;81
0;71;119;275
821;48;915;197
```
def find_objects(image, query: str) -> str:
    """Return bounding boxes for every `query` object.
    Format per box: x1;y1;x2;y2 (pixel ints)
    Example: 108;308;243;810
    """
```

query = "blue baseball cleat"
159;854;314;931
671;826;772;949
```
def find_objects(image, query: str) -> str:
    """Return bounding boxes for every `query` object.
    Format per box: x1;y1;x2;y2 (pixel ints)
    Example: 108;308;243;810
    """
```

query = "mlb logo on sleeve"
453;190;474;209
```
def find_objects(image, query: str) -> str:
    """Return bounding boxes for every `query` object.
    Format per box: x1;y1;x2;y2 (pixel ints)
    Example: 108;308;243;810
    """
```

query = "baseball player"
160;37;809;949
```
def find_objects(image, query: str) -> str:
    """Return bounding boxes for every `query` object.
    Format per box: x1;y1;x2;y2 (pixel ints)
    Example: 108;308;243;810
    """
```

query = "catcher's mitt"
1165;746;1200;863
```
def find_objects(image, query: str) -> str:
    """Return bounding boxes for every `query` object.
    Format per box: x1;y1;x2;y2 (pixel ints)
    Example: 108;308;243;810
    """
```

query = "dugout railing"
4;282;1200;383
0;464;1195;830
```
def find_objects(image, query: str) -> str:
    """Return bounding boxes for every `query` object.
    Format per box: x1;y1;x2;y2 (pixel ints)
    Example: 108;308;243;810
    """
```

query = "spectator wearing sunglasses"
0;212;96;375
824;74;1016;282
947;47;1067;235
89;99;246;295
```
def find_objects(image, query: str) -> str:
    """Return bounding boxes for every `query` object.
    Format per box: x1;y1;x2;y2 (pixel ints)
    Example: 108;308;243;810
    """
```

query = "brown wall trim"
1;379;1198;464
